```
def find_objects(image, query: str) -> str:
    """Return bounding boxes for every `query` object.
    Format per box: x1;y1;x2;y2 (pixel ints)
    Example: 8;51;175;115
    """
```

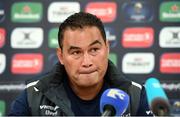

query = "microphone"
100;88;129;116
145;77;170;116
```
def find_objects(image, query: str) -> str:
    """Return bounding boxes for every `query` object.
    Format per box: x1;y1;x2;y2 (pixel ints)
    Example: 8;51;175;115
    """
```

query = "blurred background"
0;0;180;116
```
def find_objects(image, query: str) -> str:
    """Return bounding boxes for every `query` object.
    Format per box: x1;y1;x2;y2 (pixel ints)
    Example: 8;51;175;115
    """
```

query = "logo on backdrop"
0;54;6;74
0;100;5;116
122;1;153;22
0;2;5;22
105;27;117;48
48;2;80;23
122;53;154;74
0;83;26;91
160;1;180;22
170;99;180;115
85;2;117;23
11;53;43;74
11;27;43;49
11;2;43;23
0;28;5;48
122;27;154;48
48;28;59;48
160;53;180;73
161;82;180;91
109;53;117;66
159;27;180;48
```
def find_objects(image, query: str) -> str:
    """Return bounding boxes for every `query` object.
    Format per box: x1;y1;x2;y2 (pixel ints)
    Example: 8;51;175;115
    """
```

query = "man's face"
57;26;109;88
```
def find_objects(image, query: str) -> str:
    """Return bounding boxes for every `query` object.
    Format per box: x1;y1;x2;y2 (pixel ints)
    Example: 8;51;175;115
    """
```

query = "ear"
56;48;64;65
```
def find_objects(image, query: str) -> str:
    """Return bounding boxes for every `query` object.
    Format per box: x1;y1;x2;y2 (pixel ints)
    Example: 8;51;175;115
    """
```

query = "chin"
77;73;102;87
77;80;99;88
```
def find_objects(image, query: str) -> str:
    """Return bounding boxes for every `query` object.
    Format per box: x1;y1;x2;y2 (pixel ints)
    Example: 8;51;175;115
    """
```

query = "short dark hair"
58;12;106;49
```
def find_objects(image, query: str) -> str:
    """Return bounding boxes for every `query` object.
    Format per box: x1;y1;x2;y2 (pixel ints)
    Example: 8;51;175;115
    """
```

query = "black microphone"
145;77;171;116
100;88;129;116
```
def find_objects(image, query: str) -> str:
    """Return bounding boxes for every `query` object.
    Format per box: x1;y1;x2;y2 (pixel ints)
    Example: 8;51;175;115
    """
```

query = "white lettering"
45;110;57;116
107;89;125;100
0;84;26;91
14;13;40;19
162;83;180;91
124;33;151;42
162;59;180;67
162;13;180;18
87;8;112;16
13;59;39;68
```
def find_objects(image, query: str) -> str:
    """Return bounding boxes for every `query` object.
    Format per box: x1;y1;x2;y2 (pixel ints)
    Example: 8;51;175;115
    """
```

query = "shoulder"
131;81;142;90
26;62;65;91
128;81;143;96
129;81;148;102
26;80;39;89
8;89;31;116
128;81;148;115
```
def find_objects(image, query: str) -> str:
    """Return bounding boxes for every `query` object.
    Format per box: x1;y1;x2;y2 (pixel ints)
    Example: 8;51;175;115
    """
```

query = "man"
9;12;152;116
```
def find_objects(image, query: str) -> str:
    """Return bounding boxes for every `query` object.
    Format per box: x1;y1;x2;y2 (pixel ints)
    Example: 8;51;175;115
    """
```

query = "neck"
70;80;104;100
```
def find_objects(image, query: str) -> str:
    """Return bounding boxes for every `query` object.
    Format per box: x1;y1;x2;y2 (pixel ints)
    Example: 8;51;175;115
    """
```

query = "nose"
82;52;93;68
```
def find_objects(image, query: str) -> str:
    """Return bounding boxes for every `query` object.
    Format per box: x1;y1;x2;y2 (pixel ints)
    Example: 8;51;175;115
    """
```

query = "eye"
89;48;100;55
71;50;81;55
91;48;99;52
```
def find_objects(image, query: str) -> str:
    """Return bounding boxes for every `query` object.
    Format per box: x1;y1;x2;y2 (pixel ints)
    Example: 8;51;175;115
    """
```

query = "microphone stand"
101;105;115;117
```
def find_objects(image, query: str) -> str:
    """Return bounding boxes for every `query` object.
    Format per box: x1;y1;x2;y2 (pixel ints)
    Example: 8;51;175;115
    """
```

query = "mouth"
79;69;97;74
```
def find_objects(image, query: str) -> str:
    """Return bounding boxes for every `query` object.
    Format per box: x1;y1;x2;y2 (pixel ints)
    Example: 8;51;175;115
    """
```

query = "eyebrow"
68;40;102;51
68;46;80;51
89;40;102;46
